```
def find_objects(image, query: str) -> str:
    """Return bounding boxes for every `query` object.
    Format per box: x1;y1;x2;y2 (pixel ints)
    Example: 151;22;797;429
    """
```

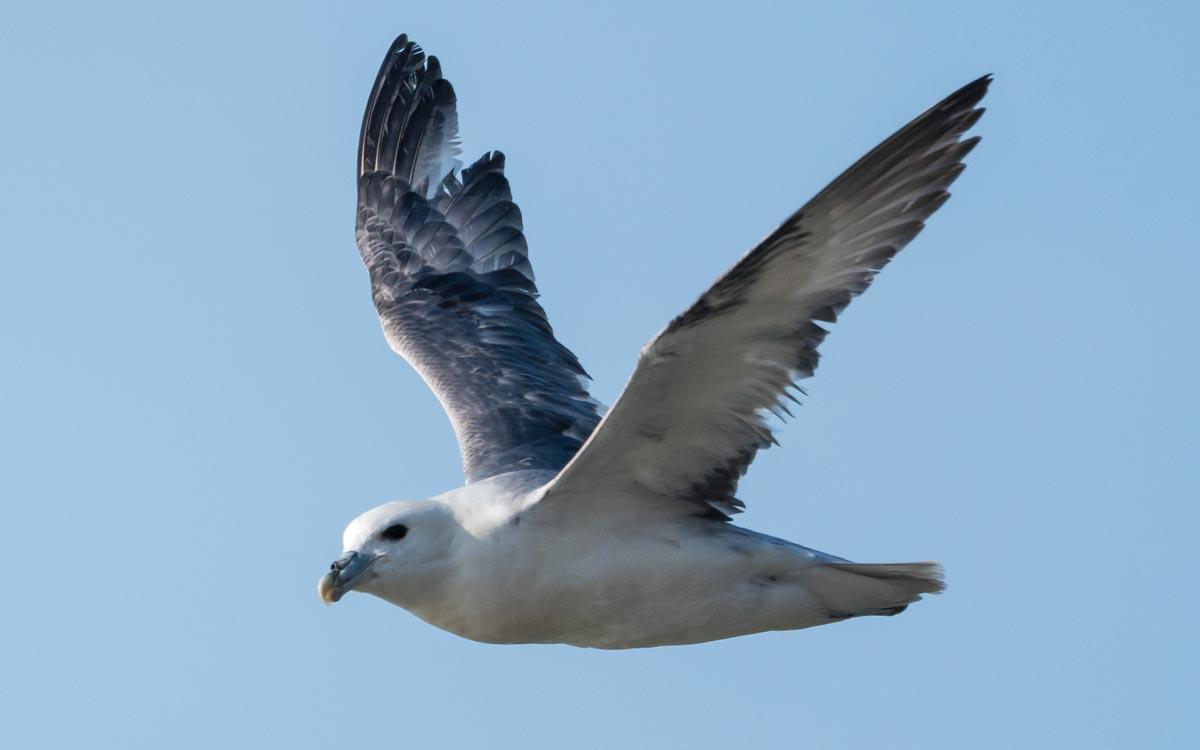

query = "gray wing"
538;76;990;520
355;35;600;483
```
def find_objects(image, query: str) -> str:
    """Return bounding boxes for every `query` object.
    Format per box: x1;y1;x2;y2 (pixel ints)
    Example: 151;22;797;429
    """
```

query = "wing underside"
355;35;601;482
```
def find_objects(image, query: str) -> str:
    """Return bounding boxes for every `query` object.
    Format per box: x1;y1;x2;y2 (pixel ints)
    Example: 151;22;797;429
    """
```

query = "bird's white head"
318;499;461;608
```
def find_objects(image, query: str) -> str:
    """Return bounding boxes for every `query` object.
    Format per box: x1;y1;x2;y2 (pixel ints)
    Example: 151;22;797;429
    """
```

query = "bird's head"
318;499;460;607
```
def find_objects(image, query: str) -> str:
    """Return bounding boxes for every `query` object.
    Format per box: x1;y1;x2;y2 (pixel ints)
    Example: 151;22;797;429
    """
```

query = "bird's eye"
381;524;408;541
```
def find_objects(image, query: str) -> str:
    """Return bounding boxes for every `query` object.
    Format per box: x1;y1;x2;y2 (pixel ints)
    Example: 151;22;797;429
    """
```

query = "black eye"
381;524;408;541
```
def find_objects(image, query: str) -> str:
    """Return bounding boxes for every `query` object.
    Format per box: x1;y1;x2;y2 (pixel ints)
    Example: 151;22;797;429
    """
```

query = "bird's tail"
806;561;945;619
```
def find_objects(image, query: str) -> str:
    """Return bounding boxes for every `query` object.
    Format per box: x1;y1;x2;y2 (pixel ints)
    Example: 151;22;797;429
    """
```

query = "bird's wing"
535;76;989;520
356;35;600;483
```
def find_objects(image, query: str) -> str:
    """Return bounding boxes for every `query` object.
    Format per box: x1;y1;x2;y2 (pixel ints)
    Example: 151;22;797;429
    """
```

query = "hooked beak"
318;551;378;605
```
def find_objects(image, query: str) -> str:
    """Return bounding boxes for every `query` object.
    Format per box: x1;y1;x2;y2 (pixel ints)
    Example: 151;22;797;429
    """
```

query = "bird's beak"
318;551;378;605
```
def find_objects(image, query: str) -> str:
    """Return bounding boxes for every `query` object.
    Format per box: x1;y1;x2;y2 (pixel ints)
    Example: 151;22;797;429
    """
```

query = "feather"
355;36;601;483
542;76;991;518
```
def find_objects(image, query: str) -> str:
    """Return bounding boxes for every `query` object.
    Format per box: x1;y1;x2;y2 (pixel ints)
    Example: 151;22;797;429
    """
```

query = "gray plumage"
355;35;601;483
542;75;989;520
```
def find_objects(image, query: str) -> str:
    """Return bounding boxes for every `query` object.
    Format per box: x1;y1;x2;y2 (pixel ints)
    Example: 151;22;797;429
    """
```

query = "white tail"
806;561;945;619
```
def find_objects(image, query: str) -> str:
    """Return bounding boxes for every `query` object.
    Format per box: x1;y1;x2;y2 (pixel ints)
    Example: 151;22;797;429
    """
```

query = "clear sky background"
2;1;1197;748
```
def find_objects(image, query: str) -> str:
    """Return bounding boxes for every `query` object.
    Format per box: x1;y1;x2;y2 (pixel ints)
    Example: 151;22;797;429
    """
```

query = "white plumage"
318;34;987;648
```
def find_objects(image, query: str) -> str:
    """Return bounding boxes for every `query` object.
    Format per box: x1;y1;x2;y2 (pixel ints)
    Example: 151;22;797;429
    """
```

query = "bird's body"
319;34;987;648
336;472;941;649
434;518;831;650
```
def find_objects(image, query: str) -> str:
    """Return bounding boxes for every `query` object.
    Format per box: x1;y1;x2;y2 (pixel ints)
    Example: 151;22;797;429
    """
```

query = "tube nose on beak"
318;551;376;605
329;551;357;572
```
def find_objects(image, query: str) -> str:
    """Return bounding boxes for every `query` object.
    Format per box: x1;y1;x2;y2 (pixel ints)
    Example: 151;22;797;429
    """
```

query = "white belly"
411;519;833;649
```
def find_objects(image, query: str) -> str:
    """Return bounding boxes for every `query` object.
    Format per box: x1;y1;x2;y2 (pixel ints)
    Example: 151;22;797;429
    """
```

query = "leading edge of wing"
535;75;991;520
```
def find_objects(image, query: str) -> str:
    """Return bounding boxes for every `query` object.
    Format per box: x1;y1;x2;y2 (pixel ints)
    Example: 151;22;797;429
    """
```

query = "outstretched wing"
538;76;990;520
355;35;601;483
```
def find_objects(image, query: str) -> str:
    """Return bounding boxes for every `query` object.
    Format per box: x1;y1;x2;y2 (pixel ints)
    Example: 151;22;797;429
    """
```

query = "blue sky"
2;1;1197;747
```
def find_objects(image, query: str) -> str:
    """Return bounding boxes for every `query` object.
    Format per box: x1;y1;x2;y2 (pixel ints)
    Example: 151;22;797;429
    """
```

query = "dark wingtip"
947;74;993;111
967;73;994;90
382;34;424;69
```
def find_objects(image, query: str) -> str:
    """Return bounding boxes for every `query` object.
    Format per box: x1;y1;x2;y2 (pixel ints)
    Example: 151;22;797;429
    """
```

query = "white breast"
416;504;832;649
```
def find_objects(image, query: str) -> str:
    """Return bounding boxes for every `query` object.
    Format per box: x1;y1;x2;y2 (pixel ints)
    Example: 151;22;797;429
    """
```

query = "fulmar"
318;34;988;649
